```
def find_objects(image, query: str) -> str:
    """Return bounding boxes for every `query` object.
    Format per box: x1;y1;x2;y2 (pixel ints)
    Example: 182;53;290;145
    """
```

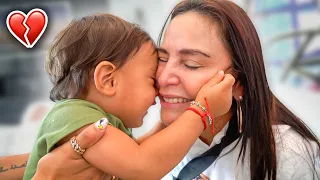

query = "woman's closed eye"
184;64;201;70
158;57;168;63
158;57;202;70
183;60;202;70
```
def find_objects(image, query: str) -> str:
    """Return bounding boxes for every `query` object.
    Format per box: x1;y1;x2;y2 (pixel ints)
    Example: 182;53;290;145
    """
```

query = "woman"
157;0;320;179
2;0;319;180
156;1;320;179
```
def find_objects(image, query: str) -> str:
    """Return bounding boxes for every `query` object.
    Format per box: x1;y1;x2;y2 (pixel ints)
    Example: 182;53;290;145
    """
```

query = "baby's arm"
135;121;166;145
84;110;203;180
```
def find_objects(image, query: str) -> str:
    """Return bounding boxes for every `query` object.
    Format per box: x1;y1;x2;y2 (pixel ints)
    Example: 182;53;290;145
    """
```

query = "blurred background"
0;0;319;156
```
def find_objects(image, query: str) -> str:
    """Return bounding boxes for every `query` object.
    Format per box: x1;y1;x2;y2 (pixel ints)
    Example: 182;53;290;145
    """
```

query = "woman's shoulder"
272;125;320;179
273;125;319;152
273;124;319;159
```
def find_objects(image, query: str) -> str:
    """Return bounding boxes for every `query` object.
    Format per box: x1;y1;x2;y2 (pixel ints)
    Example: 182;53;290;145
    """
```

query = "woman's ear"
94;61;117;96
232;81;244;101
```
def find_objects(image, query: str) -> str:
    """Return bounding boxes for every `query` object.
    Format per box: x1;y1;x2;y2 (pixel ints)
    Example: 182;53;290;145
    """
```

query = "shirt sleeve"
39;102;108;153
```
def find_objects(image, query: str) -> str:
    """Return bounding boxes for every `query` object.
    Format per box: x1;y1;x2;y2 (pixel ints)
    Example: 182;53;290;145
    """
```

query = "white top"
162;124;320;180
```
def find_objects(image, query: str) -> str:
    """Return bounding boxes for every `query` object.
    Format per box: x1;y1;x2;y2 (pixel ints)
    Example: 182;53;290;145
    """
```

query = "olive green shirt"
23;99;132;180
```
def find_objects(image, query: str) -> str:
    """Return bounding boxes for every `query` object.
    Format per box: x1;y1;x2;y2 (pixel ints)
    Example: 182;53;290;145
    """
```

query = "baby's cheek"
146;86;157;104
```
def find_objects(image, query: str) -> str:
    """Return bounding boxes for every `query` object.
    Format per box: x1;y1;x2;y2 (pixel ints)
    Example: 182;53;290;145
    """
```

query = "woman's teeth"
163;97;190;103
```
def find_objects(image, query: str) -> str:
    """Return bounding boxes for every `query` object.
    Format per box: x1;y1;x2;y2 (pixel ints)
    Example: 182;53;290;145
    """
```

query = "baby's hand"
195;70;235;118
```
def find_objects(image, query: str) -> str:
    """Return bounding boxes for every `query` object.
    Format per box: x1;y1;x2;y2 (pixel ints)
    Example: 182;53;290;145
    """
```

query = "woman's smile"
159;93;192;109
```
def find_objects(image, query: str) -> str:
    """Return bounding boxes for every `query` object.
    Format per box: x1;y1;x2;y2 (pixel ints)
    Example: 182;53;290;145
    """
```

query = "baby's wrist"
187;99;214;133
186;107;206;131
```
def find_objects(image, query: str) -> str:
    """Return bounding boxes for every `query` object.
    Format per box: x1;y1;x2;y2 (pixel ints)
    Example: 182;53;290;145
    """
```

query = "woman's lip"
159;96;191;108
159;93;189;99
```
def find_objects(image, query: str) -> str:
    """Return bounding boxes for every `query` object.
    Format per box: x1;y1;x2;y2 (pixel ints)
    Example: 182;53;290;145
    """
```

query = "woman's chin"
160;110;183;126
161;119;174;126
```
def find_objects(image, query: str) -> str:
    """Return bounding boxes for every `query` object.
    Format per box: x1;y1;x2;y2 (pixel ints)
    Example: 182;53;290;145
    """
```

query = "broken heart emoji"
6;8;48;48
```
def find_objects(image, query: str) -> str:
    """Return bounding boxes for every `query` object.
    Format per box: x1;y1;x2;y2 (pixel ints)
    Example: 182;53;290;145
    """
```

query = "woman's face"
156;12;232;125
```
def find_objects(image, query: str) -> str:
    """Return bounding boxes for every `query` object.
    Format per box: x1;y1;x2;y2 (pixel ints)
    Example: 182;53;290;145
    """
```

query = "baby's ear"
94;61;117;96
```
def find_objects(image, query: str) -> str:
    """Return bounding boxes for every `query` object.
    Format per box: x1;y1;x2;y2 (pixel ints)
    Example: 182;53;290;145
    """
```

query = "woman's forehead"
160;12;224;57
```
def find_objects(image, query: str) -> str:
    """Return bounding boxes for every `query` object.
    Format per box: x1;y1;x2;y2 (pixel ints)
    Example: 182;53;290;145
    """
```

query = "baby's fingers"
207;70;225;87
218;74;235;89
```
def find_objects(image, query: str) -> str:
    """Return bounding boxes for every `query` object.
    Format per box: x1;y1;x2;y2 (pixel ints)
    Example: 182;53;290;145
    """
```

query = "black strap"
176;115;240;180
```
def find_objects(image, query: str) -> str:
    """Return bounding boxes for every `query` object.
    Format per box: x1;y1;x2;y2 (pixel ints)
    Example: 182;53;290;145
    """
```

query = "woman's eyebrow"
157;48;211;58
179;49;211;58
157;48;169;55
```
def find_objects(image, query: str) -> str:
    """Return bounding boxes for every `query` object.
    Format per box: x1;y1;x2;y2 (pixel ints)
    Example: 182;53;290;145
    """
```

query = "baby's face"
115;41;158;128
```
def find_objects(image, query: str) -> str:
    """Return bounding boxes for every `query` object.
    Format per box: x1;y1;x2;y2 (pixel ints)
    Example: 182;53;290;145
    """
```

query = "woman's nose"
157;63;180;87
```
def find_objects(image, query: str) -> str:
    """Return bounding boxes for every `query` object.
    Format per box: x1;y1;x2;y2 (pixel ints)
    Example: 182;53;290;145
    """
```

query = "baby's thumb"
207;70;225;87
76;118;108;149
219;74;235;89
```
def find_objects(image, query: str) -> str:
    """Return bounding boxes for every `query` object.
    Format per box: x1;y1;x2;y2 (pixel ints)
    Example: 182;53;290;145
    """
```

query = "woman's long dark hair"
158;0;320;179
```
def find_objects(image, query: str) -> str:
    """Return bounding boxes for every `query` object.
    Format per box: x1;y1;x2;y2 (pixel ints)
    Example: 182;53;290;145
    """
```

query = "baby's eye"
150;77;156;84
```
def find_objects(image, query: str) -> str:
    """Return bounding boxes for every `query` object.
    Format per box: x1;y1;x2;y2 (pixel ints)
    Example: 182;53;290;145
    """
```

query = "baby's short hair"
46;14;153;101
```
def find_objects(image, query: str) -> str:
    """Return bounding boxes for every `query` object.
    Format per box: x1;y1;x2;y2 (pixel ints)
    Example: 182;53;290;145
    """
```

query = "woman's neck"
199;112;232;146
